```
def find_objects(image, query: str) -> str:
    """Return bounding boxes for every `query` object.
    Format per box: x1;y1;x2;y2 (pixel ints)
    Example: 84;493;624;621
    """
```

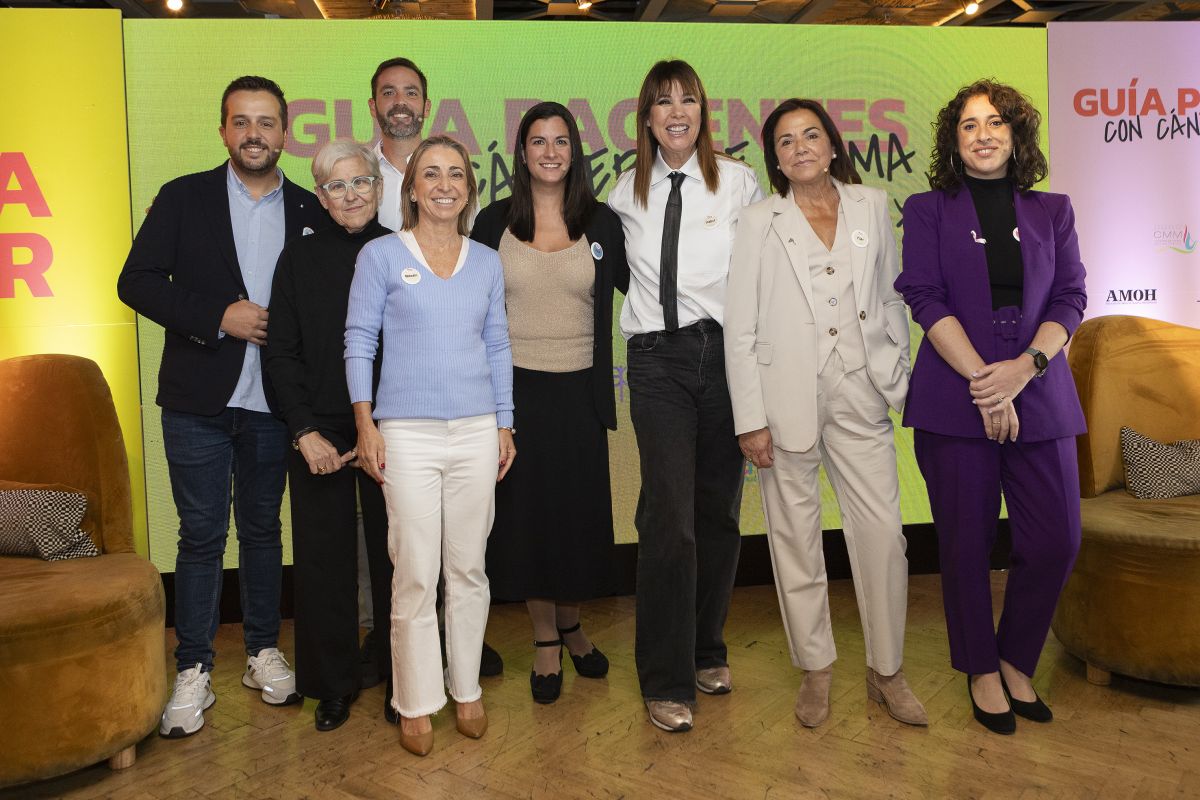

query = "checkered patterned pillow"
1121;427;1200;500
0;486;100;560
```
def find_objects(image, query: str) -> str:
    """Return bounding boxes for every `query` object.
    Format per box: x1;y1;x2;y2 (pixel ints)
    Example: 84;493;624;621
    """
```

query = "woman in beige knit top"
470;101;628;704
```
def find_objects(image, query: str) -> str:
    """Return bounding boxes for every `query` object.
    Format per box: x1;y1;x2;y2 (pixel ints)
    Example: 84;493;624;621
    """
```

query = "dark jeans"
162;406;289;673
627;320;744;703
289;417;392;700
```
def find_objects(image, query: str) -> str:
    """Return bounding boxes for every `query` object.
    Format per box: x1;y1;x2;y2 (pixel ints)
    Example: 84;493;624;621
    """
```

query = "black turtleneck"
264;217;390;440
963;174;1024;310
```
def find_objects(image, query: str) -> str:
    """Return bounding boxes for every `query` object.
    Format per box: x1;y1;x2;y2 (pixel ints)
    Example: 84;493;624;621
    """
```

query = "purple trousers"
914;431;1081;676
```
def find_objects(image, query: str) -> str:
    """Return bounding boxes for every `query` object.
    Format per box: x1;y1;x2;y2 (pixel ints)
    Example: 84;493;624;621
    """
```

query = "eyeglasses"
319;175;378;198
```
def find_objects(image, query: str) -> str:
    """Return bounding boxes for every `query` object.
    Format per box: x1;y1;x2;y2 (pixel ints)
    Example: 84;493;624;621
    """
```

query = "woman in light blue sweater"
345;135;515;757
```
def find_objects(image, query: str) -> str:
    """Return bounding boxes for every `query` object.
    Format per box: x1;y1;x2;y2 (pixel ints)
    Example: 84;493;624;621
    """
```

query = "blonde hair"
399;135;478;236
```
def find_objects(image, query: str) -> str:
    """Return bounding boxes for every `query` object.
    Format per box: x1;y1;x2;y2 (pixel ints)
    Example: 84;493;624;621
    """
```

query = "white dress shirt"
608;149;763;338
374;140;408;232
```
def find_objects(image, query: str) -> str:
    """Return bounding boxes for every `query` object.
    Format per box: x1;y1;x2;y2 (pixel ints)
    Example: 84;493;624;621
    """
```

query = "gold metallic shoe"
795;667;833;728
399;716;434;756
866;667;929;727
696;666;733;695
645;700;693;732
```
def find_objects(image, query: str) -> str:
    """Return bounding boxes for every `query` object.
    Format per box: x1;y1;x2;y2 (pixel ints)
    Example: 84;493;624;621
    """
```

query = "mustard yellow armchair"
0;354;166;787
1052;315;1200;687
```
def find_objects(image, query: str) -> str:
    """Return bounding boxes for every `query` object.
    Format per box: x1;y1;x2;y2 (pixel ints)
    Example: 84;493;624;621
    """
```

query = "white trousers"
379;414;497;717
758;355;909;675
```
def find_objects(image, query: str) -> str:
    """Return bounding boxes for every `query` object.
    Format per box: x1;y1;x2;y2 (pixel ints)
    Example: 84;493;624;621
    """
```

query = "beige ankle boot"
866;667;929;726
795;667;833;727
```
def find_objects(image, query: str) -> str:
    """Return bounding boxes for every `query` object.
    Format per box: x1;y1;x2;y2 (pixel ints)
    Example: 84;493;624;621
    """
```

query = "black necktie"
659;171;686;333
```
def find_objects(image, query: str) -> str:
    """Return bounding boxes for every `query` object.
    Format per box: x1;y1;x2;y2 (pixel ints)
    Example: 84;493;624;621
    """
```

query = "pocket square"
302;226;314;236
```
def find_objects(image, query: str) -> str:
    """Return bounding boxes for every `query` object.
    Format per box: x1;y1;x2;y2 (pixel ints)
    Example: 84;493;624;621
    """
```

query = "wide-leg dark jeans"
627;320;745;703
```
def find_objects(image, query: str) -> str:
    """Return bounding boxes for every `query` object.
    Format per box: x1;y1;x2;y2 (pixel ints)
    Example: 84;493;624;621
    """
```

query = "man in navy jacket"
118;75;328;739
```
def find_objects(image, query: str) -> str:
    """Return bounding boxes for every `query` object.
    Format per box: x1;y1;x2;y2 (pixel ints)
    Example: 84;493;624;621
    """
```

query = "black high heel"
1001;674;1053;722
530;638;563;704
558;622;609;678
968;675;1016;735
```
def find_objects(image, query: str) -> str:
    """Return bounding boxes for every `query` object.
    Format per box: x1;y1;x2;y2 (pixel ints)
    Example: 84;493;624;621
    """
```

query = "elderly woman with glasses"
263;140;391;733
346;135;515;757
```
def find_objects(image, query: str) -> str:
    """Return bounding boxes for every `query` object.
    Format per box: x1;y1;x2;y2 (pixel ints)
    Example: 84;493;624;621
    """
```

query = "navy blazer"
469;198;629;430
117;163;328;416
895;186;1087;441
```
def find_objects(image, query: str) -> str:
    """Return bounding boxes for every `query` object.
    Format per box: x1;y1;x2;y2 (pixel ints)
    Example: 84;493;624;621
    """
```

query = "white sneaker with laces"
242;647;301;705
160;664;215;738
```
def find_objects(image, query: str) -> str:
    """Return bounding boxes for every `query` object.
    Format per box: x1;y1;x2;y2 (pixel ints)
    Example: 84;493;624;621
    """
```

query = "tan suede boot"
794;667;833;727
866;667;929;726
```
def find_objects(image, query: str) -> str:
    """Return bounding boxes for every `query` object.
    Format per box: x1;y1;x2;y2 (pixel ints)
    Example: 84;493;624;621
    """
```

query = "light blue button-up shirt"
225;163;285;413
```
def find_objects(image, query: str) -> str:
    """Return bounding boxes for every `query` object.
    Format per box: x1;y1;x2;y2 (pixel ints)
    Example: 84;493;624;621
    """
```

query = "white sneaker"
242;647;301;705
160;664;215;738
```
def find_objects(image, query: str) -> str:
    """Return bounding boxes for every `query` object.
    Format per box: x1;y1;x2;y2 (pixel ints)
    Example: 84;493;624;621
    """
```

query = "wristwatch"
1023;347;1049;378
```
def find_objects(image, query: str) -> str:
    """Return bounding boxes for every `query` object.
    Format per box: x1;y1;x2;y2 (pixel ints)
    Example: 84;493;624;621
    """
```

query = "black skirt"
487;366;615;601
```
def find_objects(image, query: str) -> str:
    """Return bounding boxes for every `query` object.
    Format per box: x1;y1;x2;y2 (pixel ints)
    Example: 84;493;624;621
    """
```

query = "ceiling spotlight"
964;0;979;13
166;0;183;10
577;0;593;9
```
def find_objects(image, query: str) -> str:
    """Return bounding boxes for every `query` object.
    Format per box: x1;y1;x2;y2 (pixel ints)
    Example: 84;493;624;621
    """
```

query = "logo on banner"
1152;224;1196;255
1105;288;1158;304
1072;80;1200;143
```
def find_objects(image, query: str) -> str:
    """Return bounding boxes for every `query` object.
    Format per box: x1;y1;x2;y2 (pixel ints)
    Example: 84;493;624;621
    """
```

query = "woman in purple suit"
896;80;1086;735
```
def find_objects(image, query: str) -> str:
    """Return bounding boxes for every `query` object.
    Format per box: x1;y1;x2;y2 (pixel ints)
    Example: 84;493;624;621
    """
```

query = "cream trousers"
758;356;909;675
379;414;497;717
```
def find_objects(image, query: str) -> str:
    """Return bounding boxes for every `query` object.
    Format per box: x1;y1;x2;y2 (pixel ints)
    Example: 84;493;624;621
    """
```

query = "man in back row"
117;75;328;738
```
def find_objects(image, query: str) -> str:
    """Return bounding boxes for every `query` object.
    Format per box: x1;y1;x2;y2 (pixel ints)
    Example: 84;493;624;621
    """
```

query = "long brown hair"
631;60;720;208
928;79;1048;193
507;102;597;242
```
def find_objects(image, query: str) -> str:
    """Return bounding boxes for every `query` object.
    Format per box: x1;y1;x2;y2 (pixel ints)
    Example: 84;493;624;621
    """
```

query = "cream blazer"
724;180;910;453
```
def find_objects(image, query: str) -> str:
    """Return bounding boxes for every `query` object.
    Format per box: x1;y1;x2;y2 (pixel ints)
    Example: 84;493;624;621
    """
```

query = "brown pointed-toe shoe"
399;716;434;756
866;667;929;727
795;667;833;728
456;708;488;739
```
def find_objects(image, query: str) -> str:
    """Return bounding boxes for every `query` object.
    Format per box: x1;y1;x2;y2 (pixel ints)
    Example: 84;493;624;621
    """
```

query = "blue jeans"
162;407;289;672
627;320;744;703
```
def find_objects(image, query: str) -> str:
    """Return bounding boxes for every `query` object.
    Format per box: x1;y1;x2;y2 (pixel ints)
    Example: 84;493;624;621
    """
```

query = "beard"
228;138;282;176
376;102;424;140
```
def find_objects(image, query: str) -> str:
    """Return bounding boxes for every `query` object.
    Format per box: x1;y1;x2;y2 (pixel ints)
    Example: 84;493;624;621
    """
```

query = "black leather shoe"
968;675;1016;735
315;692;357;732
480;641;504;677
1001;675;1053;722
384;680;399;725
558;622;609;679
530;638;563;704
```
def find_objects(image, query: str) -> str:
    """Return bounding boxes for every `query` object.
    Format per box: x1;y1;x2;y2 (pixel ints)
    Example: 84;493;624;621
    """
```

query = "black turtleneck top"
264;218;390;441
963;174;1024;310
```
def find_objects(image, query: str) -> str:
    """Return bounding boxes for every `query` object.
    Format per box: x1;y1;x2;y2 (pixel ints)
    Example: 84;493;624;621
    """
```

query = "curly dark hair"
761;99;861;196
928;79;1048;193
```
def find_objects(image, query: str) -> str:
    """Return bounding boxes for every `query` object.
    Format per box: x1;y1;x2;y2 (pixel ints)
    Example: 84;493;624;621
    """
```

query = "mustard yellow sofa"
1052;315;1200;687
0;355;166;787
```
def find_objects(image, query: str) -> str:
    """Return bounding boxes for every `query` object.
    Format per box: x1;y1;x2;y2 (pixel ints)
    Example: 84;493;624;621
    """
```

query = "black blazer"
117;163;328;416
470;198;629;430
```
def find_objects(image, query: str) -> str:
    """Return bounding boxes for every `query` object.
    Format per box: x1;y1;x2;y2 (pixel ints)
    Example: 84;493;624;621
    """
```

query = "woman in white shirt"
607;59;763;733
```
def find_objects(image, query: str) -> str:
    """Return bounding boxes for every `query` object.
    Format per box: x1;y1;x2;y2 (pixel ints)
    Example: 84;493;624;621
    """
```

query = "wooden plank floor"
7;574;1200;800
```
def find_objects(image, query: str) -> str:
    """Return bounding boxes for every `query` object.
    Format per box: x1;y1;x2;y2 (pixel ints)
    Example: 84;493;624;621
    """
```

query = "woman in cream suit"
725;98;926;728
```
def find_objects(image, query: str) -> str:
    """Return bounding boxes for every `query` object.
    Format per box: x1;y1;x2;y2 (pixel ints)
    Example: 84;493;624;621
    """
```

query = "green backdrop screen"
123;20;1045;570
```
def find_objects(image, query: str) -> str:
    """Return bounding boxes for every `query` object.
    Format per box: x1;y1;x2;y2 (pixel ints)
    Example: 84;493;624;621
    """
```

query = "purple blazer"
895;187;1087;442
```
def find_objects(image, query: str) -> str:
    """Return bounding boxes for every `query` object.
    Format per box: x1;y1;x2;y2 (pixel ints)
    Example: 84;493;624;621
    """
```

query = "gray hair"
311;140;381;187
